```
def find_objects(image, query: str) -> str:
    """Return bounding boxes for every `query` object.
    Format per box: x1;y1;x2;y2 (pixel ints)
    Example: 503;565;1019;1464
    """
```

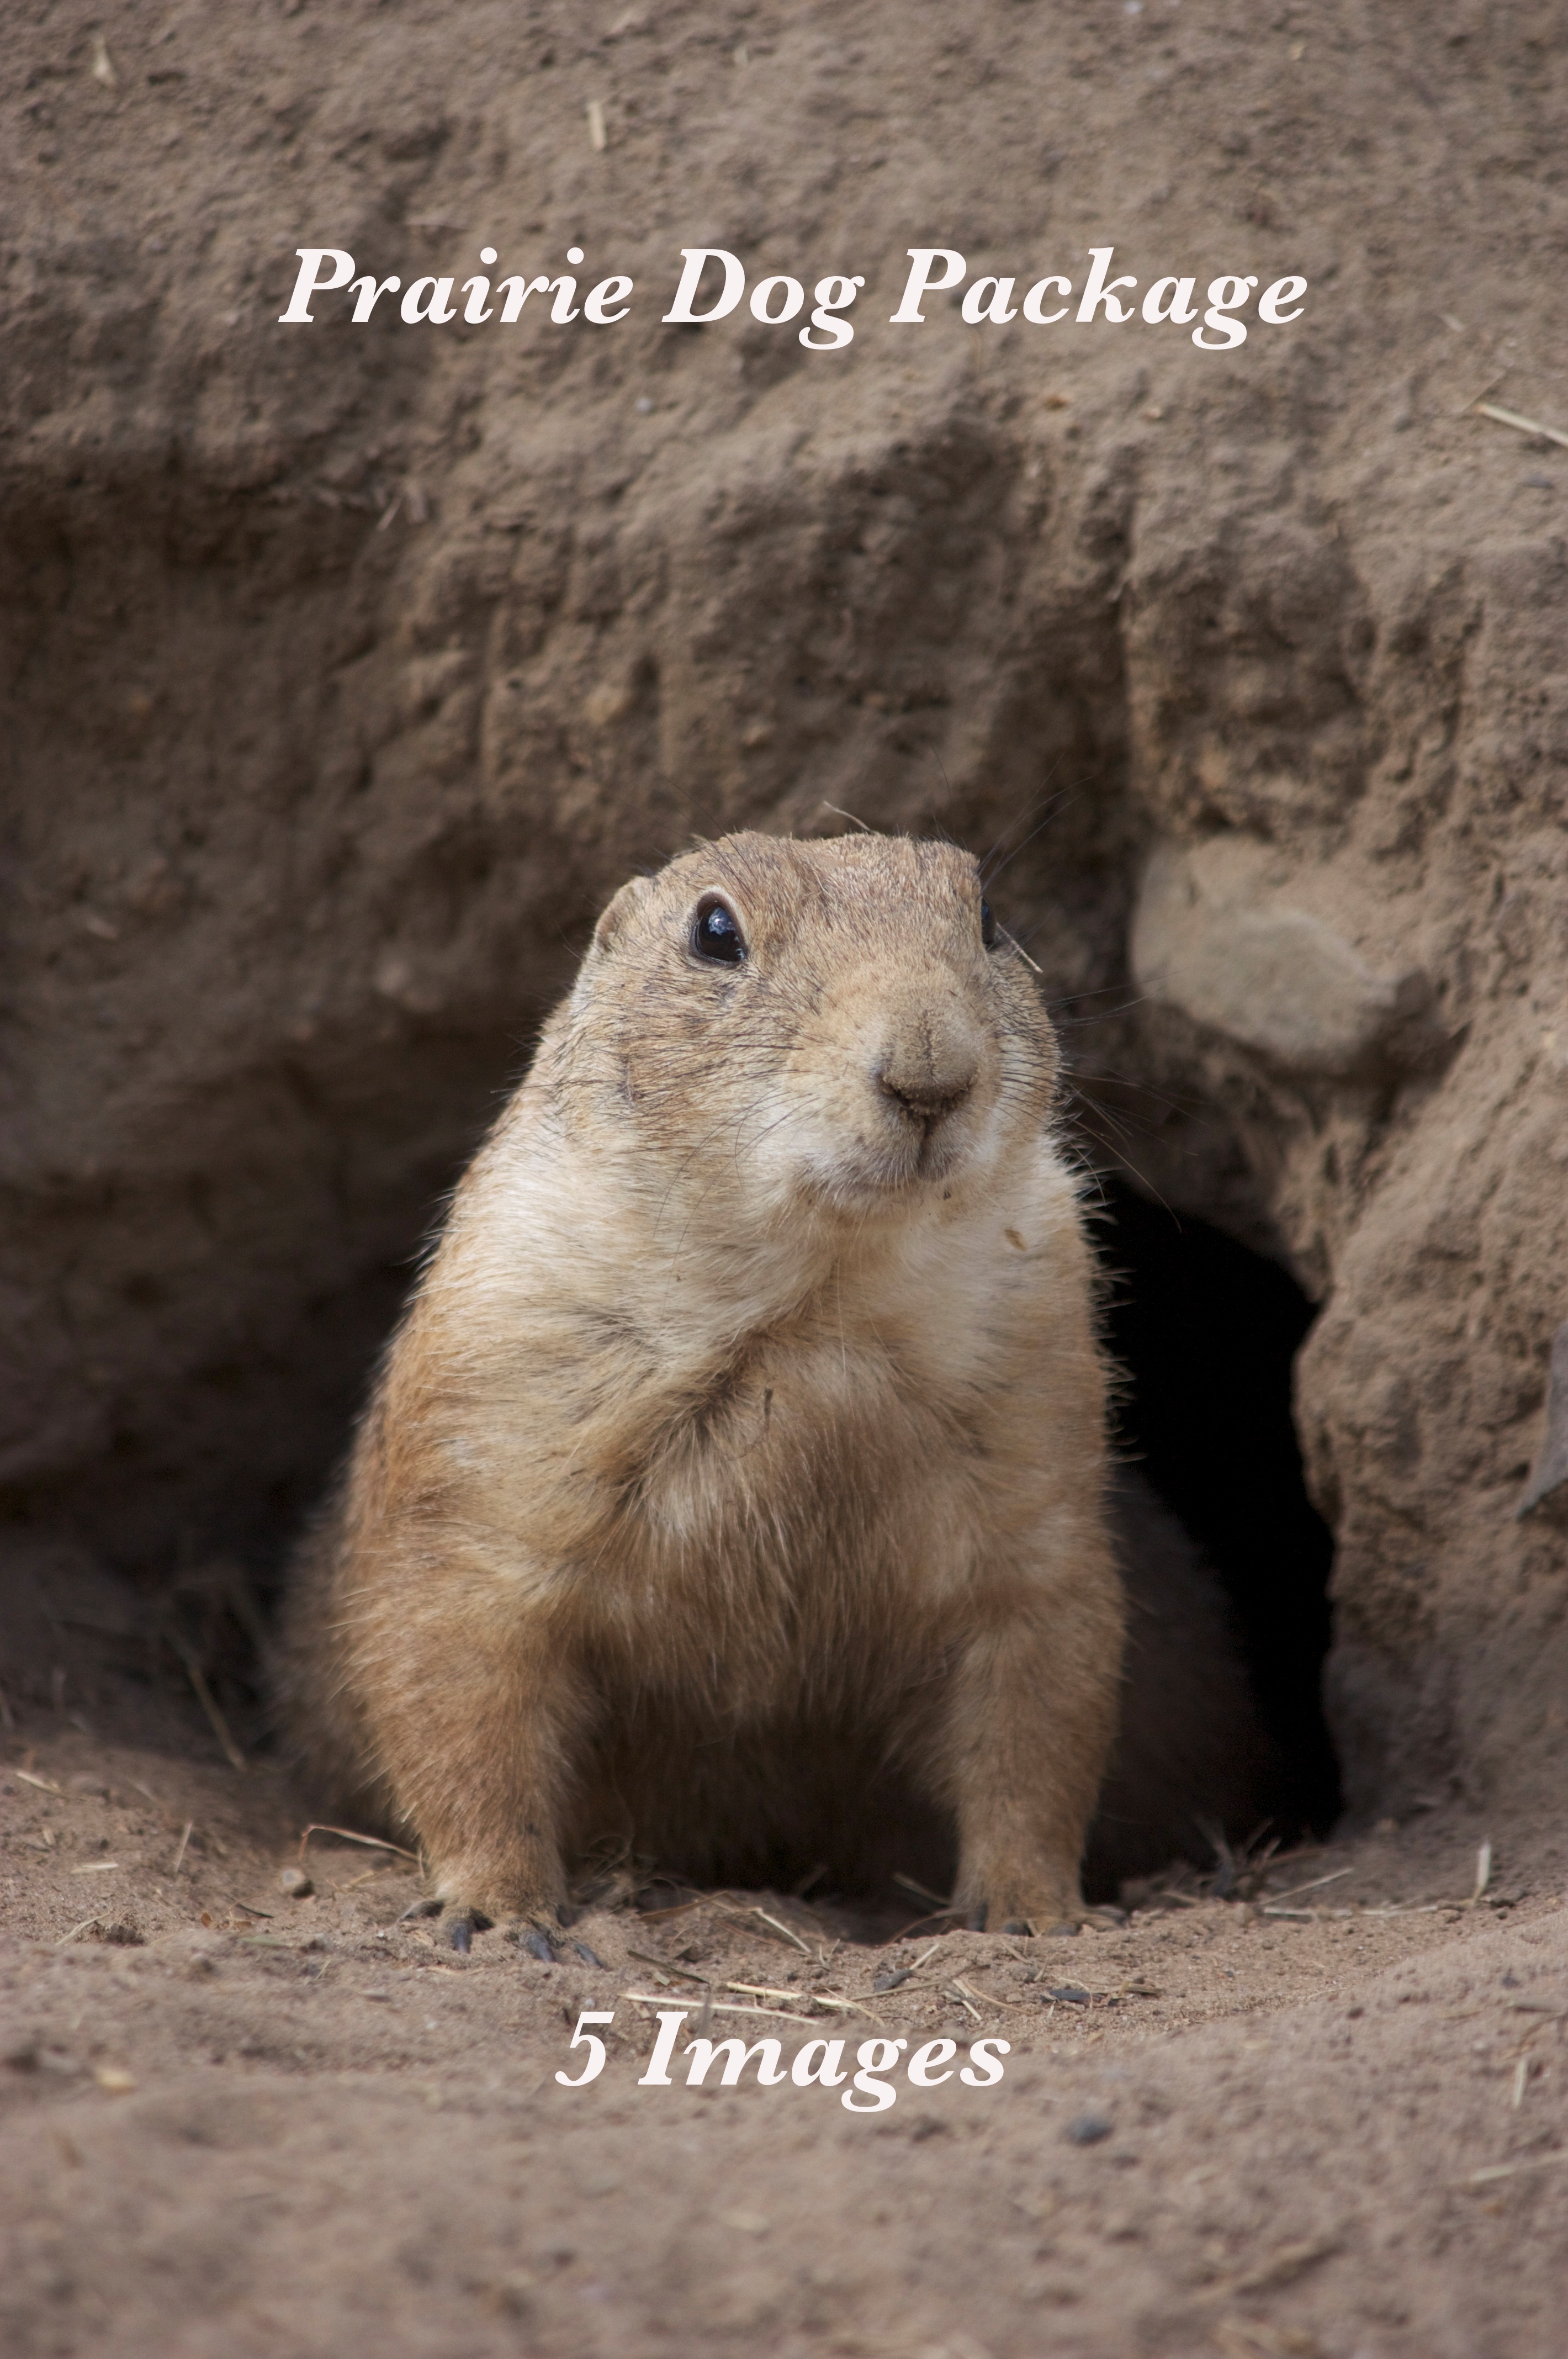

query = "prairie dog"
282;829;1127;1946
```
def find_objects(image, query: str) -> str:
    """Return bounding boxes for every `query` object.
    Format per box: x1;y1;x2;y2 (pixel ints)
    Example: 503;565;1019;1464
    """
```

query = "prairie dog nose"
875;1008;981;1126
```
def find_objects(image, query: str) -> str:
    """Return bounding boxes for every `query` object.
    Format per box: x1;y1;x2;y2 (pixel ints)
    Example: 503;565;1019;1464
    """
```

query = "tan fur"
280;831;1125;1937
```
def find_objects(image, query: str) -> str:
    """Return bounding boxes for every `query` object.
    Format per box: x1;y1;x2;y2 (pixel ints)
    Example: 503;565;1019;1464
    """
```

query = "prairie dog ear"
590;874;654;958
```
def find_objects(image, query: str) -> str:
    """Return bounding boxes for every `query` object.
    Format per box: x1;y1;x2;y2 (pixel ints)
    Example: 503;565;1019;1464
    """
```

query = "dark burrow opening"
1095;1177;1344;1851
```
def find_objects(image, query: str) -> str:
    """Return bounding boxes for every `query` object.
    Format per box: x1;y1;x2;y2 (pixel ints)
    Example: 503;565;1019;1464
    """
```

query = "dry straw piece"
297;1823;419;1863
1462;2150;1568;2190
619;1990;813;2023
1476;400;1568;452
165;1626;246;1774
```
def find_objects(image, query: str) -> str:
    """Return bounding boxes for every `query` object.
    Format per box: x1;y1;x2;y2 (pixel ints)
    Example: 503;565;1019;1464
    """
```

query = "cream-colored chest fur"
397;1113;1098;1706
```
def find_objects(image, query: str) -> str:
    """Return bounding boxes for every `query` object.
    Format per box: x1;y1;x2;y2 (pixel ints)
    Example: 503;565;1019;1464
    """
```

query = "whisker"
979;783;1090;887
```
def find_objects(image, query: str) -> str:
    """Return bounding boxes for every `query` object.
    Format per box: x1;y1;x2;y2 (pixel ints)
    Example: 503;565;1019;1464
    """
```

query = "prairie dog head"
559;831;1061;1230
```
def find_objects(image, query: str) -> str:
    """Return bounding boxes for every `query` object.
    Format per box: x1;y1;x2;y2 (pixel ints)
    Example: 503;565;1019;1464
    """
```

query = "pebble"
484;2271;535;2319
278;1866;314;1898
1066;2112;1114;2146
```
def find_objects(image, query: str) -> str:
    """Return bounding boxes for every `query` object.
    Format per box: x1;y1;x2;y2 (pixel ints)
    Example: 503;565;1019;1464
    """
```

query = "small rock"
93;2064;137;2096
1047;1985;1093;2006
481;2271;535;2319
1066;2112;1114;2146
278;1866;314;1898
1131;839;1437;1077
872;1968;912;1993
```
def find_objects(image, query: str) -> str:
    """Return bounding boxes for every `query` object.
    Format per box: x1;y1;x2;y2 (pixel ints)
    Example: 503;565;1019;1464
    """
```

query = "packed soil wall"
3;0;1567;1825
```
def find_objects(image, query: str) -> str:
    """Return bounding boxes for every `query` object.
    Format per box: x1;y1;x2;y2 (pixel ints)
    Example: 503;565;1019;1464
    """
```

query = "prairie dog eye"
691;894;748;965
981;899;998;950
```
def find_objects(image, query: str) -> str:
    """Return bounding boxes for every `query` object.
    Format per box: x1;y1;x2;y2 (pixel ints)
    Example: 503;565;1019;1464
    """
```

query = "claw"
436;1906;491;1954
1002;1919;1034;1938
517;1926;560;1963
966;1902;988;1932
568;1939;605;1969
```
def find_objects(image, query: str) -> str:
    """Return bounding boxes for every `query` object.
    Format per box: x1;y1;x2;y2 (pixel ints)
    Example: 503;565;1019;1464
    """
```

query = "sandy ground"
3;1682;1565;2359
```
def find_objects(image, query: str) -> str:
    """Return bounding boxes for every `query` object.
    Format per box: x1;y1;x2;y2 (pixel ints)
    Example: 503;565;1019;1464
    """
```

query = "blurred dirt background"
3;0;1567;2351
